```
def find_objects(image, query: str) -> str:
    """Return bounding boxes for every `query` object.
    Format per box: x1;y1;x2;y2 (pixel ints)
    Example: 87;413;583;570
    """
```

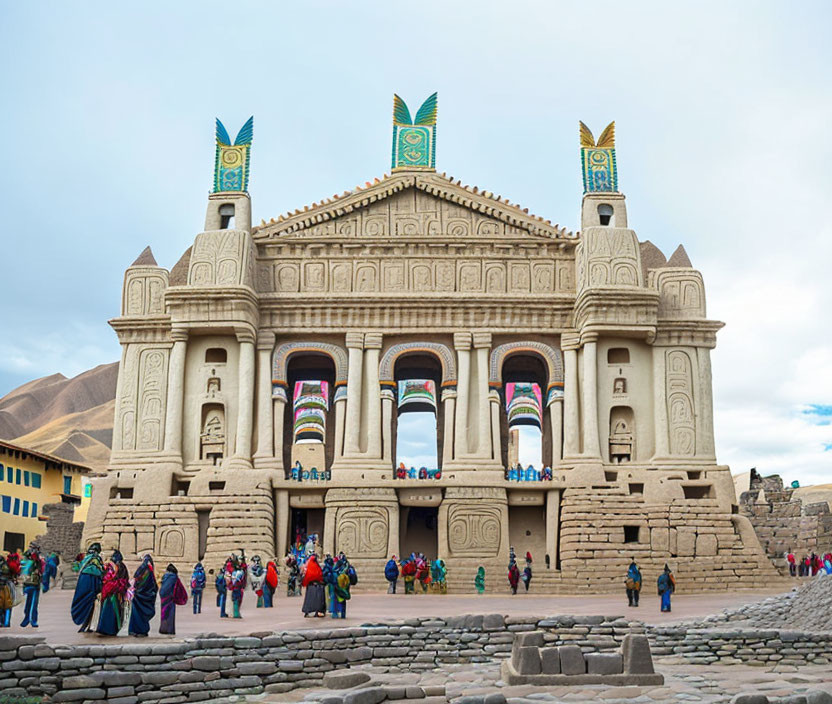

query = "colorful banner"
397;379;437;414
293;380;329;442
505;382;542;429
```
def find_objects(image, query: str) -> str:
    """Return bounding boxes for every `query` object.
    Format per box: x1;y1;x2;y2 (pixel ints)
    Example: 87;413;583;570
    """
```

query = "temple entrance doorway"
290;508;325;550
508;505;546;565
399;506;439;558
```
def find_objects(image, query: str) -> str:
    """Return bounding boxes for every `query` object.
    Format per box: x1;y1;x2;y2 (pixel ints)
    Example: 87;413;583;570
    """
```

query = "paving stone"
342;686;387;704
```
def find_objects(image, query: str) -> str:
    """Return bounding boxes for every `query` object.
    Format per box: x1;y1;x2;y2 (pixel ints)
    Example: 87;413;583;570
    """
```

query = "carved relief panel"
666;349;696;456
117;345;169;453
577;227;642;293
122;268;168;316
335;506;389;558
447;504;502;557
188;230;254;287
651;269;706;319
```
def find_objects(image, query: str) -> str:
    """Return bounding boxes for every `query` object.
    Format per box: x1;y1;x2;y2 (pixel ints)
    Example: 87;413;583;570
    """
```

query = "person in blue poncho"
41;552;60;593
657;564;675;613
625;559;642;607
19;548;43;628
384;555;400;594
128;554;157;637
190;563;206;614
322;555;337;615
70;543;104;633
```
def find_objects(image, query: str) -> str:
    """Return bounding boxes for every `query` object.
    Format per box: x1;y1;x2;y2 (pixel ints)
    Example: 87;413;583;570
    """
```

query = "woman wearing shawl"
521;553;533;593
42;552;60;593
249;556;265;608
159;564;188;634
215;567;228;618
416;554;431;593
625;560;642;607
401;557;417;594
333;559;351;619
190;563;206;614
263;560;278;608
508;562;520;595
129;555;158;637
322;555;337;615
230;565;246;619
430;559;447;594
385;555;400;594
71;543;104;633
0;556;15;628
96;550;129;636
301;553;326;617
474;566;486;594
657;564;675;613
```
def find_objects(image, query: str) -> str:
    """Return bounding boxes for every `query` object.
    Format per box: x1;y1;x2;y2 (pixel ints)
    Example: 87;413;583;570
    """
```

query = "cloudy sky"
1;2;829;484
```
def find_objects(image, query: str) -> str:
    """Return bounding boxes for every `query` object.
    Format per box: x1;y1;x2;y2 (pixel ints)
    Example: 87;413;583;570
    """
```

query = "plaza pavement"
4;586;788;645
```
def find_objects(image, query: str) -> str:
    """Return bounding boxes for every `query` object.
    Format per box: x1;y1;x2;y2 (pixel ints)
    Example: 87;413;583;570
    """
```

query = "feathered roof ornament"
579;120;615;149
393;93;438;126
215;116;254;146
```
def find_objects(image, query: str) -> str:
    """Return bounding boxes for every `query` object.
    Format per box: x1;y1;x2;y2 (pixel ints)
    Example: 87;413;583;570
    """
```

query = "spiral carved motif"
448;505;502;557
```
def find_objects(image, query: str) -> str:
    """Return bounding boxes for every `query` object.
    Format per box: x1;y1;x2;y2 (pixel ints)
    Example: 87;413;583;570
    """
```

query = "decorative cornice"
345;331;365;349
453;332;473;350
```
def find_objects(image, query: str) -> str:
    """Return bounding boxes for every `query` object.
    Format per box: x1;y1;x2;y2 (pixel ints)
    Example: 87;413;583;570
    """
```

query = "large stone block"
558;645;586;675
515;647;541;675
540;647;561;674
622;634;654;674
324;671;371;689
696;533;718;556
585;652;622;675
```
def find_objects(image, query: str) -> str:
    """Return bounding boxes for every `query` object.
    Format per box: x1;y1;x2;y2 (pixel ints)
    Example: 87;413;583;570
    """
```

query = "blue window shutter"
0;463;3;481
63;476;72;494
22;501;28;517
32;473;41;489
32;502;37;517
16;469;21;485
1;495;9;512
24;471;29;486
6;466;11;483
13;498;20;515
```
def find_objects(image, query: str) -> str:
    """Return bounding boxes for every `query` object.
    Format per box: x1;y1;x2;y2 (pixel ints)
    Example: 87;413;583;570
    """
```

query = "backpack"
347;565;358;585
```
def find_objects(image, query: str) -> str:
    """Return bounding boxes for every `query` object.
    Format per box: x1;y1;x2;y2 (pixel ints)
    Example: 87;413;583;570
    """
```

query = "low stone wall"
1;616;831;702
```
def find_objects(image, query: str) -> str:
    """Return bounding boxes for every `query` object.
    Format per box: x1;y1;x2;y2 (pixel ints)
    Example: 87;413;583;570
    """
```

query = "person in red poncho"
263;560;278;608
96;550;129;636
508;562;520;595
301;554;326;617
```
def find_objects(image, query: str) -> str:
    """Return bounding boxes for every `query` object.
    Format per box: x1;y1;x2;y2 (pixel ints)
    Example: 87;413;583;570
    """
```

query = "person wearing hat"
159;564;188;634
71;543;104;633
657;564;676;613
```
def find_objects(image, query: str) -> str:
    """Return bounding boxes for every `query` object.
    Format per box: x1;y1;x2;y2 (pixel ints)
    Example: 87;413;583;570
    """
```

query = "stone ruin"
739;471;832;572
32;502;83;559
501;630;663;686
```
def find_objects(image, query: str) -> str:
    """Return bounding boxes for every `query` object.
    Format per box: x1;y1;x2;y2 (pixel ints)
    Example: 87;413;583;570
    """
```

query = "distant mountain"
0;363;118;471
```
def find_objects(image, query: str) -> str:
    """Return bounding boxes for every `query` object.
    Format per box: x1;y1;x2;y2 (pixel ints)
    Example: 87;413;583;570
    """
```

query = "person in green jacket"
474;566;486;594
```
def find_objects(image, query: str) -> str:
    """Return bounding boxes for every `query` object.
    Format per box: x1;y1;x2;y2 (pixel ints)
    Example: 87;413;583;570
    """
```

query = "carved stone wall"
122;267;168;316
576;227;643;294
650;269;706;320
188;230;255;287
665;349;696;457
441;487;508;559
114;345;170;453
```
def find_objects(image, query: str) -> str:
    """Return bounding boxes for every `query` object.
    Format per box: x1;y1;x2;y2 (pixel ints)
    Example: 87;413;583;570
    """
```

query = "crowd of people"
0;547;60;628
786;550;832;577
383;553;447;594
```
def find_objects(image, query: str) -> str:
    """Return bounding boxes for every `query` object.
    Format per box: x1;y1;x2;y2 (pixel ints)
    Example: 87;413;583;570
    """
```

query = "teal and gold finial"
579;121;617;193
391;93;437;171
214;116;253;192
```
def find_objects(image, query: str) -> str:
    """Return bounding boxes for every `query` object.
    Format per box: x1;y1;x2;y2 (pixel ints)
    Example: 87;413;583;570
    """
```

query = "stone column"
652;347;669;458
364;333;383;459
581;334;601;458
343;332;365;456
473;333;493;459
696;347;716;459
112;345;128;452
489;389;501;464
275;489;290;557
441;389;456;467
323;502;336;555
453;333;472;458
550;397;563;464
232;335;255;467
253;333;275;466
272;390;287;473
561;334;580;458
333;387;347;459
546;489;560;569
163;329;188;460
381;387;395;466
387;504;399;558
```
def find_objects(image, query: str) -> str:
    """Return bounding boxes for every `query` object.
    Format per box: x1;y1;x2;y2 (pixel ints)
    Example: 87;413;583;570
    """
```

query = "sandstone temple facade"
83;96;778;591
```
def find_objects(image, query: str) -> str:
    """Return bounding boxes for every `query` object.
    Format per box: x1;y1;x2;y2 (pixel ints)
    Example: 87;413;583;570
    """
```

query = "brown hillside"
0;364;118;471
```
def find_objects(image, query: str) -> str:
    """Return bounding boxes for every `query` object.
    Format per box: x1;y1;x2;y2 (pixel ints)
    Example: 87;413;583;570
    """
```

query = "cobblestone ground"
244;660;832;704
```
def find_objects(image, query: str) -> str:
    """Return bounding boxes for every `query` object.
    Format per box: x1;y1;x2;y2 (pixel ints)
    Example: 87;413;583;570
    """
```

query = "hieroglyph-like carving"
577;227;642;293
117;346;169;452
336;507;389;558
651;269;706;319
188;230;254;287
157;526;185;558
122;268;168;316
666;349;696;456
448;504;502;557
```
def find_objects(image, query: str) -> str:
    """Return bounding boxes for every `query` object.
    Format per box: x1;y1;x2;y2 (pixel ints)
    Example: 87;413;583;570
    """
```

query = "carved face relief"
304;262;326;291
412;265;431;291
355;266;376;292
276;264;299;292
459;263;481;291
436;263;455;291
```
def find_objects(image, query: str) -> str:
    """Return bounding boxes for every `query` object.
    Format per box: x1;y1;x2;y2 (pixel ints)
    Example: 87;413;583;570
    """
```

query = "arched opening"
500;353;548;470
200;403;225;464
598;203;614;226
283;353;336;476
219;203;235;229
393;353;443;471
609;405;634;464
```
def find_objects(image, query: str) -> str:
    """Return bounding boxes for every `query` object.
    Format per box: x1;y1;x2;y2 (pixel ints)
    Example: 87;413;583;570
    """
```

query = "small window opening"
623;525;640;543
219;204;235;229
628;483;644;495
209;481;226;493
607;348;630;364
683;484;714;500
687;470;702;480
598;204;614;226
604;471;618;482
205;348;227;364
110;486;134;500
172;478;190;497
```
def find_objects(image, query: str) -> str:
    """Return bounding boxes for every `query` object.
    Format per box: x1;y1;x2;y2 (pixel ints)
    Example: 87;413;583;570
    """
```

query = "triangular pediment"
253;172;573;242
